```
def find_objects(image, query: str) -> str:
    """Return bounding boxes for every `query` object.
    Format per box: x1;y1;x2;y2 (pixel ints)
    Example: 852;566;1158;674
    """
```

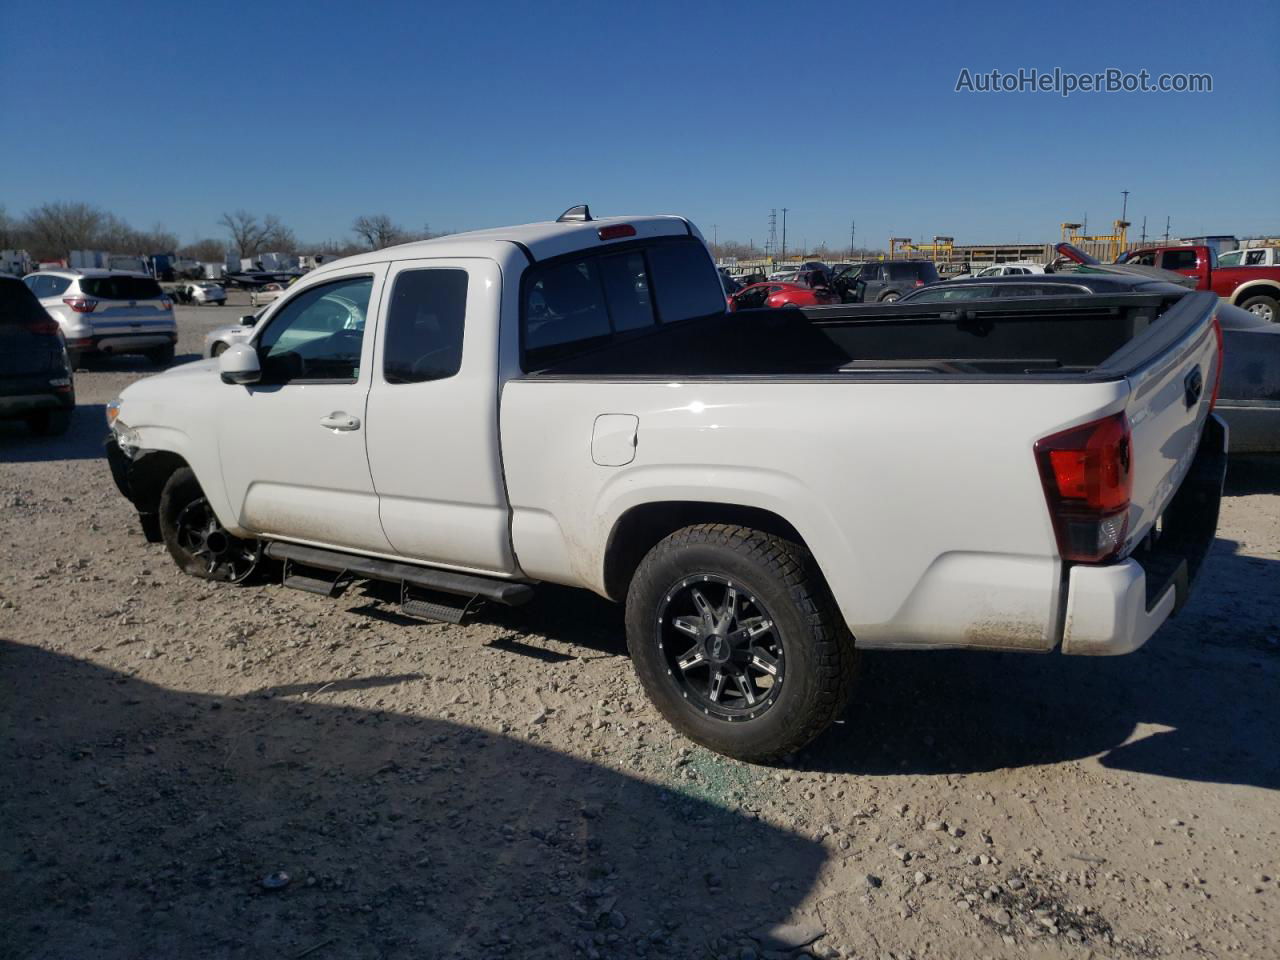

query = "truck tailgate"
1116;291;1222;551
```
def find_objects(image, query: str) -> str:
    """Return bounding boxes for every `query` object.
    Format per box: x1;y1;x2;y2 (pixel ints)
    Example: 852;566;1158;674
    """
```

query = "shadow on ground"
0;642;823;960
471;538;1280;792
0;404;106;463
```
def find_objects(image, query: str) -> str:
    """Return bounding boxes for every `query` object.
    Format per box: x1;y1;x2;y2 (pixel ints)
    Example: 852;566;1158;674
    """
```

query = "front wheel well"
129;450;191;516
602;501;809;602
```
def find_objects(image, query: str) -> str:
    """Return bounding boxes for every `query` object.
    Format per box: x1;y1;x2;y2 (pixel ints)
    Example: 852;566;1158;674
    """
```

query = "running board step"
283;573;344;596
264;541;534;606
281;558;353;598
402;596;472;624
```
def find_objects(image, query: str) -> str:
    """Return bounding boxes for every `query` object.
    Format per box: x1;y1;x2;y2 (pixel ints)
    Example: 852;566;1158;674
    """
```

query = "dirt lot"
2;296;1278;960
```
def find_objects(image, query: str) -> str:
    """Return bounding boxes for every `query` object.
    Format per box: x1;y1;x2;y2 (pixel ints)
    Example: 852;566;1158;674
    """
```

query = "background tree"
20;202;108;260
352;214;403;250
219;211;296;259
179;238;229;262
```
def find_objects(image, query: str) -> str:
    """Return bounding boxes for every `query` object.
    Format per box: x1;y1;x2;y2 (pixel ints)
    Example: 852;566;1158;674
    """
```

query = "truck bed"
527;291;1200;381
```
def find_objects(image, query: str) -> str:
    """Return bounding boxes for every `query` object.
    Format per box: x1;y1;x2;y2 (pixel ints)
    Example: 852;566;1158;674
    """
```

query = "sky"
2;0;1278;252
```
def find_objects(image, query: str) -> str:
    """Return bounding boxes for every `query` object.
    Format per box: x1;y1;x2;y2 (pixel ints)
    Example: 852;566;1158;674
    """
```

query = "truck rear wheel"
1238;293;1278;323
158;468;260;582
624;523;857;762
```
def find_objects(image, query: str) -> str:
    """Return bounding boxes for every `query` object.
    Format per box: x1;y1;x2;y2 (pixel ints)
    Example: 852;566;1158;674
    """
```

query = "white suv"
24;269;177;367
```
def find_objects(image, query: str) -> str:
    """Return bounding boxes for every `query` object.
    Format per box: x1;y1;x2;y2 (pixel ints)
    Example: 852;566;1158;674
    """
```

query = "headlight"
105;398;122;428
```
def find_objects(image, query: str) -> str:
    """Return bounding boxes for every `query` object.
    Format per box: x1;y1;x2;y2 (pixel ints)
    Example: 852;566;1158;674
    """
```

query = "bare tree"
219;211;294;259
261;215;296;254
219;210;266;259
352;214;403;250
180;238;228;262
20;202;109;260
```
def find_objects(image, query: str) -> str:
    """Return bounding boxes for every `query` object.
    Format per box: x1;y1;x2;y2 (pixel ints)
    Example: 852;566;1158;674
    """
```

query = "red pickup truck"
1118;245;1280;322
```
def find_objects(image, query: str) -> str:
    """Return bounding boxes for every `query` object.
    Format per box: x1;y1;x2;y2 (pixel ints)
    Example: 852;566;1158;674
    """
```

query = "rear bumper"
1214;401;1278;455
1062;414;1227;655
0;392;69;416
69;330;177;355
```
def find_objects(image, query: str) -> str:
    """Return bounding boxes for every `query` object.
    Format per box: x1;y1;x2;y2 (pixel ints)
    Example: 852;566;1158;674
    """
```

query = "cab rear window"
80;276;164;300
521;238;723;369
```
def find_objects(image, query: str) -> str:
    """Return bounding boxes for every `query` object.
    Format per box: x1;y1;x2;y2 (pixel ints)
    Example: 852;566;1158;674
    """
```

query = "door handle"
319;411;361;432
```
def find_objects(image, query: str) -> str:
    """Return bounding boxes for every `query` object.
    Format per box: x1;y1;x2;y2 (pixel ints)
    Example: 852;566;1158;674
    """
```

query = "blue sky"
2;0;1277;250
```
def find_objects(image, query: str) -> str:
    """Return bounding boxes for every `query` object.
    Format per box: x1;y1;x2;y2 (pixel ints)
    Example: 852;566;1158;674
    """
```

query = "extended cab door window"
256;275;373;382
382;268;468;383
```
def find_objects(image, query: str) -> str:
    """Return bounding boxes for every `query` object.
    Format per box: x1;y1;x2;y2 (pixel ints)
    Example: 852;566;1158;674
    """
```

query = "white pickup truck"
105;207;1228;761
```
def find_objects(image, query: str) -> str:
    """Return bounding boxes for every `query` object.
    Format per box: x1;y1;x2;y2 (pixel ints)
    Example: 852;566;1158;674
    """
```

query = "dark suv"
1;275;75;436
832;260;940;303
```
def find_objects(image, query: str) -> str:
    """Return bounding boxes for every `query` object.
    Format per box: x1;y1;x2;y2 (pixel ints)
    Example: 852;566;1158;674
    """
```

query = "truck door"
216;266;395;554
364;258;516;574
1159;248;1208;289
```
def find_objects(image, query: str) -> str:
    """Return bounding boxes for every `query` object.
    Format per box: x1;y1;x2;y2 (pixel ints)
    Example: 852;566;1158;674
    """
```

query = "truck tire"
158;467;260;582
880;292;901;302
625;523;857;762
1238;292;1278;323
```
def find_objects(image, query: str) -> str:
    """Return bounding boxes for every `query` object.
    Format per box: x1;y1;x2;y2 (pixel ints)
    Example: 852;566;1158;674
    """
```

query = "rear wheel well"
1234;284;1280;305
603;501;808;602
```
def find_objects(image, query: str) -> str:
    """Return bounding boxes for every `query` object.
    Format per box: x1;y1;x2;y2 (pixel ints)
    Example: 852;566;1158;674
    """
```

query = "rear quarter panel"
501;376;1129;650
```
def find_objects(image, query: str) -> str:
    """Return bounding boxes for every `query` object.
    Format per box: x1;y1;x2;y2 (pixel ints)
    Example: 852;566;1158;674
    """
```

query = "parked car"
971;262;1047;277
104;210;1225;762
203;312;262;358
1114;245;1280;321
185;282;227;306
23;269;177;367
899;273;1279;453
1;275;75;436
830;260;939;303
250;282;288;308
728;281;839;310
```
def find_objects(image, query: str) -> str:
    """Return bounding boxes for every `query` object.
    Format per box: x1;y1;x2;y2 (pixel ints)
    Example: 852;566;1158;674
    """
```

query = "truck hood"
119;357;217;403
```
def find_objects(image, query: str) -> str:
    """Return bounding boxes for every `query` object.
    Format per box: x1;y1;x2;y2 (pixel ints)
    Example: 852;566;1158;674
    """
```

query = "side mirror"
218;343;261;385
239;314;257;326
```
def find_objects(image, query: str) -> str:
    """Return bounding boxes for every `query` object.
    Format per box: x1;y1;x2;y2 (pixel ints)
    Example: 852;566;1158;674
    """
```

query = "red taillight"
1034;412;1132;563
1209;314;1224;411
24;315;60;336
160;297;173;310
914;279;925;287
597;224;637;241
62;296;98;313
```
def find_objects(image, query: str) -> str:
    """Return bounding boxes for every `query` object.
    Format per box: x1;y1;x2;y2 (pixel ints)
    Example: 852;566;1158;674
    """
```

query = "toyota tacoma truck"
104;207;1228;761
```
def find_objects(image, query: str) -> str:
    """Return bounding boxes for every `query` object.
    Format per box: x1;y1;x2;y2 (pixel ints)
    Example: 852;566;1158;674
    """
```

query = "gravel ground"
2;296;1278;960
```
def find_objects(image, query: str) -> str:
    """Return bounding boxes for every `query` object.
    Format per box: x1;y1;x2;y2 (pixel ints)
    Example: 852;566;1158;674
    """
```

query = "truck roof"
312;214;699;276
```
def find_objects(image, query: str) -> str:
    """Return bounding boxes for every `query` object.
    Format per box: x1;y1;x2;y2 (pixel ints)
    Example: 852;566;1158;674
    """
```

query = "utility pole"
781;208;788;261
767;209;777;258
711;224;718;248
1121;190;1129;224
1141;216;1147;244
1164;216;1171;244
850;219;856;258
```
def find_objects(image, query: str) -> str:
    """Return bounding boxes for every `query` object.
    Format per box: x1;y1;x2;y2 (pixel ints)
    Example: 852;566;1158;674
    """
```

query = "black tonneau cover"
524;291;1214;383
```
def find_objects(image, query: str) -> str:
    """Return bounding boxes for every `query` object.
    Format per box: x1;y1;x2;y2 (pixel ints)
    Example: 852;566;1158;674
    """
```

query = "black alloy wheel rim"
175;496;258;581
656;574;785;722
